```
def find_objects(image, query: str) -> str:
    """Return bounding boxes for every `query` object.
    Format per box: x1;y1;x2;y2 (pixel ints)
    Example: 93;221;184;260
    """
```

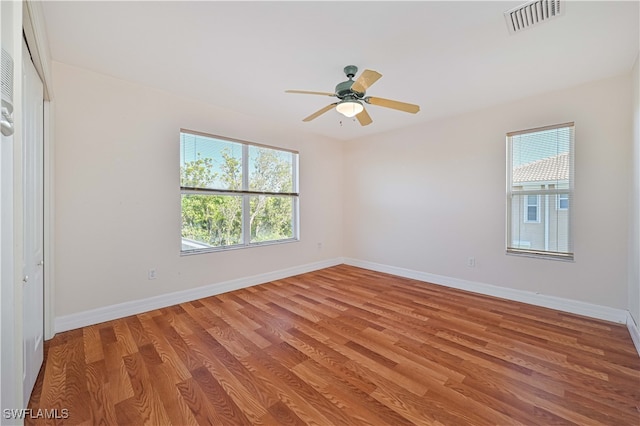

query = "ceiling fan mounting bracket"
343;65;358;78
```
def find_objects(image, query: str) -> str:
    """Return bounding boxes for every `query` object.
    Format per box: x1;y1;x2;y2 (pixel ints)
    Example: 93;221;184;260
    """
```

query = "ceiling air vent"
504;0;564;34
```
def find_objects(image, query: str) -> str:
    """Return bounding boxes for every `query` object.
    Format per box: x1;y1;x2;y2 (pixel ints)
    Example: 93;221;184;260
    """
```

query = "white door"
22;42;44;404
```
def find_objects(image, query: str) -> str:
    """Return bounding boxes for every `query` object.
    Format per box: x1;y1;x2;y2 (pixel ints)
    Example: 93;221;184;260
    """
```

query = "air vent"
504;0;564;34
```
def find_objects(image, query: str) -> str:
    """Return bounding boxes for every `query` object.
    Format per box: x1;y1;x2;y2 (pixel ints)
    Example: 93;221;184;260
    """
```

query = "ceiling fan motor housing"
335;65;364;98
335;80;361;98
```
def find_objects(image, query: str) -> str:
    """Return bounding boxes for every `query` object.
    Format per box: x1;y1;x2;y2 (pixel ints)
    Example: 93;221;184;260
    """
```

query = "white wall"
53;62;343;318
630;54;640;325
344;74;632;310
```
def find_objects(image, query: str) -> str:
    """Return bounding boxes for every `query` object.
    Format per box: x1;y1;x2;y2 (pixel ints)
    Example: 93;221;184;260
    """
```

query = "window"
524;195;540;223
507;122;574;260
180;130;298;254
557;194;569;210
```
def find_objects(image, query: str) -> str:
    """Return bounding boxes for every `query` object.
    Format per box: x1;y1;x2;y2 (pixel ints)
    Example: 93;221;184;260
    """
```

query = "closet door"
21;40;44;404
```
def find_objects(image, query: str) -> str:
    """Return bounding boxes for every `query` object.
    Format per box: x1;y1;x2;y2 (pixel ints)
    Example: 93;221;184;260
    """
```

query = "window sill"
180;238;299;256
506;249;574;262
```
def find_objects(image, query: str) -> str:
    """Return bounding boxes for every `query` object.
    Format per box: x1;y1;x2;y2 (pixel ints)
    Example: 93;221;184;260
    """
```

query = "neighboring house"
511;152;570;253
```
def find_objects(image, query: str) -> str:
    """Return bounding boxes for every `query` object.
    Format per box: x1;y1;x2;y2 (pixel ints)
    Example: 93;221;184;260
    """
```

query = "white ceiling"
41;1;639;141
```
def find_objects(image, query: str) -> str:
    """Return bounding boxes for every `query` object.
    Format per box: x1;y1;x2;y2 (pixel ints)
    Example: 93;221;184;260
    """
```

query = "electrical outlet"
467;257;476;267
317;242;323;250
148;269;157;280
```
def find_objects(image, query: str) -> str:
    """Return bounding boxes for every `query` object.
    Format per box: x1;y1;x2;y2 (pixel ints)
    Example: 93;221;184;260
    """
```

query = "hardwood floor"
28;265;640;425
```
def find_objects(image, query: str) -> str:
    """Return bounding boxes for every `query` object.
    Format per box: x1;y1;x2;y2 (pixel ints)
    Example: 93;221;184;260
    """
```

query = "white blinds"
507;123;574;259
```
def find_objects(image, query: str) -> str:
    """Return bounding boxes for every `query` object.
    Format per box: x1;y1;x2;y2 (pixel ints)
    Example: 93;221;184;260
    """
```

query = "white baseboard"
343;257;629;325
627;312;640;356
56;256;639;358
54;257;344;333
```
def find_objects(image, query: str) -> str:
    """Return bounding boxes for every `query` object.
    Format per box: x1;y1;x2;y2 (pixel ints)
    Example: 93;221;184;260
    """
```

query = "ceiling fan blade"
356;107;372;126
366;97;420;114
351;69;382;94
302;103;338;122
286;90;336;97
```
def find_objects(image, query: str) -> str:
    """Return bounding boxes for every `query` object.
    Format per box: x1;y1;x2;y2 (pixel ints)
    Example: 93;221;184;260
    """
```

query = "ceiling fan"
285;65;420;126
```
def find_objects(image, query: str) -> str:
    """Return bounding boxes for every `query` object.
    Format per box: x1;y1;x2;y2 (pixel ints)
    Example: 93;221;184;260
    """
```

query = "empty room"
1;1;639;425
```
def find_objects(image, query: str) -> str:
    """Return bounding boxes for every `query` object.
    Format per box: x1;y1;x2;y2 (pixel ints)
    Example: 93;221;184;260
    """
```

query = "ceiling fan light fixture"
335;100;363;118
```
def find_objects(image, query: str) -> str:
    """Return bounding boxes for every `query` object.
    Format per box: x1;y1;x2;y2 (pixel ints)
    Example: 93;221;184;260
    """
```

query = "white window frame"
180;129;299;255
506;122;574;261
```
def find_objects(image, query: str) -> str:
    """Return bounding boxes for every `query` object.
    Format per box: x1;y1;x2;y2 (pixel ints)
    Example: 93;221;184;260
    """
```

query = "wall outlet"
467;257;476;267
317;242;323;250
148;268;157;280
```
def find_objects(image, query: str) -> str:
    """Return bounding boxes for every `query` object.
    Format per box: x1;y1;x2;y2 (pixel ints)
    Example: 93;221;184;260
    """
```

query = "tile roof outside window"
513;152;569;183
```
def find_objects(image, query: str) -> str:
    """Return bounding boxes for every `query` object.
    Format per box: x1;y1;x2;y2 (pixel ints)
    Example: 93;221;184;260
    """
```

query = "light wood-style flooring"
28;265;640;425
